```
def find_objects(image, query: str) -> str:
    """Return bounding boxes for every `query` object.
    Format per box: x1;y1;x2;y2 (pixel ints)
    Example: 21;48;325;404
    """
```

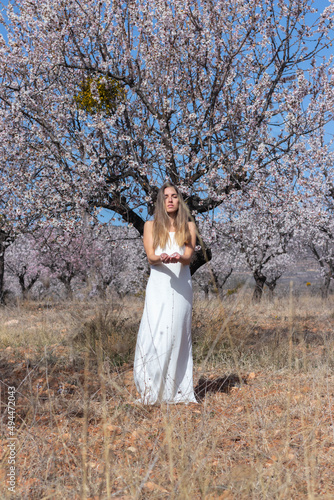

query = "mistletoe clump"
74;76;125;115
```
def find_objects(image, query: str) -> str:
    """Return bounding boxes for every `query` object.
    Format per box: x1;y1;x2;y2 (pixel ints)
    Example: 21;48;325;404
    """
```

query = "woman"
133;182;198;404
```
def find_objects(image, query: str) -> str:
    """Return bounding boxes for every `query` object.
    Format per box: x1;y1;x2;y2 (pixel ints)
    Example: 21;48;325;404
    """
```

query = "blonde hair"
153;182;191;250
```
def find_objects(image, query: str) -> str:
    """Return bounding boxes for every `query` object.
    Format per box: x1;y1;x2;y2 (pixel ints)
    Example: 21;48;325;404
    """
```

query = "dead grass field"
0;290;334;499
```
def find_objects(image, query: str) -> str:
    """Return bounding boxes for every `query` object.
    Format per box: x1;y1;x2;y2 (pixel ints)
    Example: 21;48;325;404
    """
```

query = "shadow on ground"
194;374;246;401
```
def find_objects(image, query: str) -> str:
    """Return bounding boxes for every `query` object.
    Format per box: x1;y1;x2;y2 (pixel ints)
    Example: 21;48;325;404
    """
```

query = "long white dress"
134;232;197;405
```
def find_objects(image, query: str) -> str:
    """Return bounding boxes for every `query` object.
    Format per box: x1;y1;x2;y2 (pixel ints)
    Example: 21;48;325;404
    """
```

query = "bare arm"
143;221;164;266
170;221;197;265
180;221;197;265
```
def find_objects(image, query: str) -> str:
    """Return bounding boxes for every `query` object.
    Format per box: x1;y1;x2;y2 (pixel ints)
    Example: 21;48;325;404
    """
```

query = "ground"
0;293;333;499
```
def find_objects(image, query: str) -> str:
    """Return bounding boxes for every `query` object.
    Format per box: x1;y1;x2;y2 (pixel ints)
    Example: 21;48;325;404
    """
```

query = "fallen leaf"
108;425;122;435
144;481;169;493
126;446;137;454
131;430;140;440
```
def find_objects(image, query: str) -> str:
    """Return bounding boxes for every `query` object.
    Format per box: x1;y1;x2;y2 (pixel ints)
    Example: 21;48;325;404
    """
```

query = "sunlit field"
1;290;334;499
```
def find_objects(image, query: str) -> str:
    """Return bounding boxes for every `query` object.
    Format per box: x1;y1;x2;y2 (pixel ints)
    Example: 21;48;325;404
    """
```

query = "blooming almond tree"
0;138;42;302
89;225;148;298
36;225;100;299
193;221;236;298
0;0;334;277
308;230;334;298
217;174;299;301
4;224;148;300
4;233;44;299
0;227;14;303
297;131;334;298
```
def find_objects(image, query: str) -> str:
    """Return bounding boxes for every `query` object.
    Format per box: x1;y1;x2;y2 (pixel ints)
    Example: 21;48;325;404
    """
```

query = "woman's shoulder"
144;220;154;234
188;221;196;233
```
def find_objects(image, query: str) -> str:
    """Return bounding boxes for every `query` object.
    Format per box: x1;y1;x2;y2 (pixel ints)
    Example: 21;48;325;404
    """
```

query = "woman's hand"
169;252;181;263
160;252;181;264
160;253;170;263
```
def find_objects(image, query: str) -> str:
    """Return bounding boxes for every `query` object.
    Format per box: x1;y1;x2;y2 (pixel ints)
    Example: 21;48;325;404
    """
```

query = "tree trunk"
190;244;212;276
216;267;233;298
266;282;276;302
0;230;12;305
266;277;280;302
252;272;266;302
0;245;4;305
19;272;39;300
321;274;332;299
96;277;112;299
59;277;74;300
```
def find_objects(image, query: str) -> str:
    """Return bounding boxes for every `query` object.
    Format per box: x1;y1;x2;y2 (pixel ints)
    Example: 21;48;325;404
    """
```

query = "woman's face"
164;186;179;215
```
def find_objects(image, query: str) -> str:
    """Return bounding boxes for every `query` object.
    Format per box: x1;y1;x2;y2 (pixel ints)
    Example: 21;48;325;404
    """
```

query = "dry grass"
0;291;334;499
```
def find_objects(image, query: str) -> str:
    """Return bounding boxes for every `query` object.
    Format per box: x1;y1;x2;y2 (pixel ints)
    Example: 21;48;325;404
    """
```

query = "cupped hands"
160;252;181;264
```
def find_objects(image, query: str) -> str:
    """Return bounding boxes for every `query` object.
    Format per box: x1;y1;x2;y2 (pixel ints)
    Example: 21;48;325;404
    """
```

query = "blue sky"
1;0;332;39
